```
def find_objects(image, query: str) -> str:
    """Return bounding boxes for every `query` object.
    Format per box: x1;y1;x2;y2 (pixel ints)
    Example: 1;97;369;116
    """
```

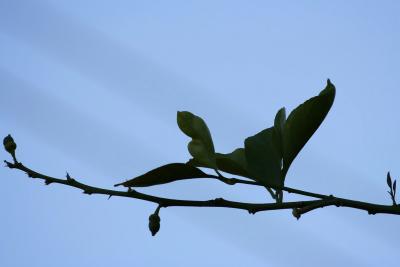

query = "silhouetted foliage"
4;80;399;236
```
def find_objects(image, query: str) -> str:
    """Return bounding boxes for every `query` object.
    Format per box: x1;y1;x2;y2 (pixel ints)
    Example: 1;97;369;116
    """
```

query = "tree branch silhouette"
5;157;400;217
4;80;399;236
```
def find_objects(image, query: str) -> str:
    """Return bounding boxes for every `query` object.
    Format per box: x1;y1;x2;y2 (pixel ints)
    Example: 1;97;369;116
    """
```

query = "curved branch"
4;160;400;216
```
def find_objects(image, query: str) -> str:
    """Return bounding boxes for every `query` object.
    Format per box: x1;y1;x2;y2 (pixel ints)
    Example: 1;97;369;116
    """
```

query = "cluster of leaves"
5;79;400;237
115;80;336;204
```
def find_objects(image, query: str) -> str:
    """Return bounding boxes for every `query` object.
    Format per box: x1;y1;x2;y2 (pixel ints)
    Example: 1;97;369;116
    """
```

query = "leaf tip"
318;79;336;100
278;107;286;116
176;111;195;136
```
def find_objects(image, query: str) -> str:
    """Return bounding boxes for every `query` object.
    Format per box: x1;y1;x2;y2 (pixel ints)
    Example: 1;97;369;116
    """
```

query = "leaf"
215;148;250;177
387;172;393;190
274;107;286;157
114;163;213;187
177;111;217;169
244;127;282;187
393;180;397;196
282;79;336;173
188;148;250;178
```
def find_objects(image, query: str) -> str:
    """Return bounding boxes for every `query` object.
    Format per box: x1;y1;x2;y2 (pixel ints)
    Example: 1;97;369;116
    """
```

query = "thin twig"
4;160;400;216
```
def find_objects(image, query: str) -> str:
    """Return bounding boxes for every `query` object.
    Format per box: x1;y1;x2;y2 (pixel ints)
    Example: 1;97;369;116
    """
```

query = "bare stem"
4;160;400;216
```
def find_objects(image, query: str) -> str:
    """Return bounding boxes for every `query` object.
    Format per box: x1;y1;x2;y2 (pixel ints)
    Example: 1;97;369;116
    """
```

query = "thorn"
108;195;112;200
127;187;132;192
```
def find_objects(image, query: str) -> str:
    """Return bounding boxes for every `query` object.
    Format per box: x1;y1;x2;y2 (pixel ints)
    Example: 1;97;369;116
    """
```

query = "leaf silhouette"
215;148;250;177
177;111;217;170
387;172;393;189
274;107;286;155
189;148;250;178
114;163;213;187
282;79;336;174
245;127;282;187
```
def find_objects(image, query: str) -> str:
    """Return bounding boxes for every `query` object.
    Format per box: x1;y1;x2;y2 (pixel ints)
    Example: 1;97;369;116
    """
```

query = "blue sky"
1;1;399;266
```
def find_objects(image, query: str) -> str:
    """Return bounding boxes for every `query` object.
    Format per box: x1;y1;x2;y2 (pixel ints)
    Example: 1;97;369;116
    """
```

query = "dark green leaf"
114;163;212;187
188;148;250;178
387;172;392;190
244;127;282;187
177;111;217;169
283;79;336;173
274;107;286;157
215;148;250;177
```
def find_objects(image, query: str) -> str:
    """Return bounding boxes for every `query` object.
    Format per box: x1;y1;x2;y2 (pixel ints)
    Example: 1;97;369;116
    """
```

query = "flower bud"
3;134;17;155
292;208;301;220
148;213;161;236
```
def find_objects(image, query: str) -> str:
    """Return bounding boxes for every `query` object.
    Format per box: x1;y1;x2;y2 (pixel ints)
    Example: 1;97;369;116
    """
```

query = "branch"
292;198;338;220
5;160;400;216
211;175;328;200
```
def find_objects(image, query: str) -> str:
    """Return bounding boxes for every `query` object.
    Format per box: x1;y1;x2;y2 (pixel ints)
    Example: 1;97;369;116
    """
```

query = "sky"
1;0;400;266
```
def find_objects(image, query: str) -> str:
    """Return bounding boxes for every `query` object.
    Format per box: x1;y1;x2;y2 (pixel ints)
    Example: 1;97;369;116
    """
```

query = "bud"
148;213;161;236
292;208;301;220
3;134;17;155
